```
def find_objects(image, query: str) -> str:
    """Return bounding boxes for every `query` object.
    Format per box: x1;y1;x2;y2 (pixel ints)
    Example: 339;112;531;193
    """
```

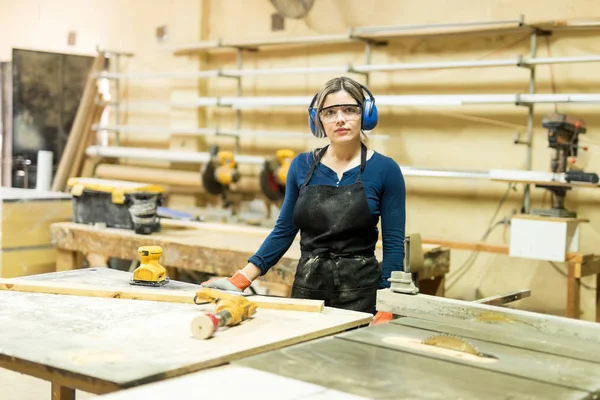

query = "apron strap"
301;146;328;189
302;142;368;188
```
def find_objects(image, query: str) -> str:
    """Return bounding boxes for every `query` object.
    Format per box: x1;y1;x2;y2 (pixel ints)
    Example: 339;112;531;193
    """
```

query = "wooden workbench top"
0;268;372;395
50;221;450;290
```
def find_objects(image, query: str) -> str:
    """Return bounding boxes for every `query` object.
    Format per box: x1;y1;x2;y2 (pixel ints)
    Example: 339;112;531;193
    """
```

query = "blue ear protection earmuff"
307;83;378;138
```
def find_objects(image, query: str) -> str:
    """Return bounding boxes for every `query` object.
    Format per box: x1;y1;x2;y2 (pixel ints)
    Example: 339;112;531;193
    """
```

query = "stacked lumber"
51;54;106;192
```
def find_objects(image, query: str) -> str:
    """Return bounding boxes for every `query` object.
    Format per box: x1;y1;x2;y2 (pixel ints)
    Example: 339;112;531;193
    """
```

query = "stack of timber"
51;53;106;192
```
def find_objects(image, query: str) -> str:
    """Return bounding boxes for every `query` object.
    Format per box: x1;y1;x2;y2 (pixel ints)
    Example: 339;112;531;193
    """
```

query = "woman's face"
319;90;362;144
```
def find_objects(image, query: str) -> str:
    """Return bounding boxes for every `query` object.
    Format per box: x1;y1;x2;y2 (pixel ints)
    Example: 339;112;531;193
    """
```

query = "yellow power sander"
259;149;295;202
130;245;170;287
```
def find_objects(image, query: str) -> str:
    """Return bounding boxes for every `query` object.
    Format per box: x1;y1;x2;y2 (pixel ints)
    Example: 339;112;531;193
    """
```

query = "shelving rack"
94;15;600;212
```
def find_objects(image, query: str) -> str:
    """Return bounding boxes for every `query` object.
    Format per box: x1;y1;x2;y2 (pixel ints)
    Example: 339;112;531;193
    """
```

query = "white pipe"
97;70;220;79
86;146;494;180
112;93;600;110
93;124;217;135
220;33;352;48
96;55;600;81
352;18;523;34
400;167;490;179
85;146;266;165
353;58;518;72
221;65;349;77
92;125;391;140
523;55;600;65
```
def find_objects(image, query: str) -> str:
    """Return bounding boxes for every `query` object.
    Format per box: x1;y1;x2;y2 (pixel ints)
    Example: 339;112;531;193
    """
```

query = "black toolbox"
67;177;164;234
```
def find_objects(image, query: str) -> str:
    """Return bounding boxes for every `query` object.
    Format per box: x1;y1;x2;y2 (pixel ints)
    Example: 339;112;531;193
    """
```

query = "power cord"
548;261;596;290
445;183;516;291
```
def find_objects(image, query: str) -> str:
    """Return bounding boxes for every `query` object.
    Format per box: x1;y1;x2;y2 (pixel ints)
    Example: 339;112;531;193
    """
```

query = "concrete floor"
0;368;96;400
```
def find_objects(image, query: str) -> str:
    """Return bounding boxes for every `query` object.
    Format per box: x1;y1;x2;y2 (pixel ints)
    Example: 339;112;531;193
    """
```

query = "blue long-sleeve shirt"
249;150;406;289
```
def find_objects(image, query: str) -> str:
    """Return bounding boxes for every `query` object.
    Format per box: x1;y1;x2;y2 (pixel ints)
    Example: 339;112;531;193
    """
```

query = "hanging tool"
201;144;240;208
259;149;295;201
130;245;169;287
191;287;257;339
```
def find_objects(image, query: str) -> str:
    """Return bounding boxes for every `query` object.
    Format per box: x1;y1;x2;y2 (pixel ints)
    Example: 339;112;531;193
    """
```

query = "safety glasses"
319;104;362;123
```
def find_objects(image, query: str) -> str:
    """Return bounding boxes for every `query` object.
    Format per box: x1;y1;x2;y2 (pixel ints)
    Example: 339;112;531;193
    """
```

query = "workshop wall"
1;0;599;319
199;0;600;320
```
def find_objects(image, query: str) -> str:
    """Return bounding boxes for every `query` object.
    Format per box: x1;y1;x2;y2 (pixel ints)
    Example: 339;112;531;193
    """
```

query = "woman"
203;76;406;323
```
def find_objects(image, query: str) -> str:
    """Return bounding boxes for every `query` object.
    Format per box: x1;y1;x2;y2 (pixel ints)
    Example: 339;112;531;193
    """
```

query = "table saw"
231;288;600;399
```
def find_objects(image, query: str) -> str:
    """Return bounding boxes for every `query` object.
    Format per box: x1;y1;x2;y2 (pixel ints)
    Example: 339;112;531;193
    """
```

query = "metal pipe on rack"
352;17;526;34
86;145;492;181
221;65;349;77
95;55;600;81
93;124;218;135
85;145;266;165
97;70;220;79
354;58;519;72
105;93;600;110
91;125;390;140
400;167;490;179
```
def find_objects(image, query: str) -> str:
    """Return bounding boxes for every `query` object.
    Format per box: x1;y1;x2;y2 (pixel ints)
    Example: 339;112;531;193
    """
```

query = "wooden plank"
0;288;371;392
421;237;590;264
511;214;590;223
0;269;324;312
95;365;367;399
234;336;587;400
51;383;75;400
421;238;510;254
0;247;57;278
567;263;581;319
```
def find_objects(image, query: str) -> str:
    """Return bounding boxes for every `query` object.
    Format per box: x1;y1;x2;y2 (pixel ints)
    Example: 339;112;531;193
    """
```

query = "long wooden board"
0;270;372;395
0;269;324;312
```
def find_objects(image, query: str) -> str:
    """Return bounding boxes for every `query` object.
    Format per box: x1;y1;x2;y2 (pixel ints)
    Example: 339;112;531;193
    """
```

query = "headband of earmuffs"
307;83;378;138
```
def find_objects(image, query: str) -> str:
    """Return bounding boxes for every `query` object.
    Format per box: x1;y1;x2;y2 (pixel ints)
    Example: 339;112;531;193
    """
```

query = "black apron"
291;143;381;314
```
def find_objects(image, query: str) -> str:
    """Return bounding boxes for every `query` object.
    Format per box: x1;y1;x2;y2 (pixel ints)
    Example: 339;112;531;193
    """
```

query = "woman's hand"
201;263;261;292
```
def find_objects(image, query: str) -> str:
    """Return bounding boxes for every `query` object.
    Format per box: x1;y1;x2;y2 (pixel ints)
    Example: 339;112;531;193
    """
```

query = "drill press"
531;113;596;218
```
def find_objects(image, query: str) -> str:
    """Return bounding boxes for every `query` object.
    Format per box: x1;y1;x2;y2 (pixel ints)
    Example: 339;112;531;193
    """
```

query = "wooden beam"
0;278;324;313
421;238;509;255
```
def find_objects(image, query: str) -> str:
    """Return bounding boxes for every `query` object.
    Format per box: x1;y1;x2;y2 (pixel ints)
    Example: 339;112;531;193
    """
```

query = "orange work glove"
370;311;394;326
201;271;252;292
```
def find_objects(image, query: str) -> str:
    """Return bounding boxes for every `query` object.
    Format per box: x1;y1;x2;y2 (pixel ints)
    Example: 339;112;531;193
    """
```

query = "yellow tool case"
67;177;164;235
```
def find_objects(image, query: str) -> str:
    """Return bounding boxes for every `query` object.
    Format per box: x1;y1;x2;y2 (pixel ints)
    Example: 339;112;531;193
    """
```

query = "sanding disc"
191;313;219;339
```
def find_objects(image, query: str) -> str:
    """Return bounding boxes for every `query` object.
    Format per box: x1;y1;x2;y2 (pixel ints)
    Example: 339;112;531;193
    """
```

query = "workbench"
49;220;450;297
0;268;372;399
422;237;600;322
